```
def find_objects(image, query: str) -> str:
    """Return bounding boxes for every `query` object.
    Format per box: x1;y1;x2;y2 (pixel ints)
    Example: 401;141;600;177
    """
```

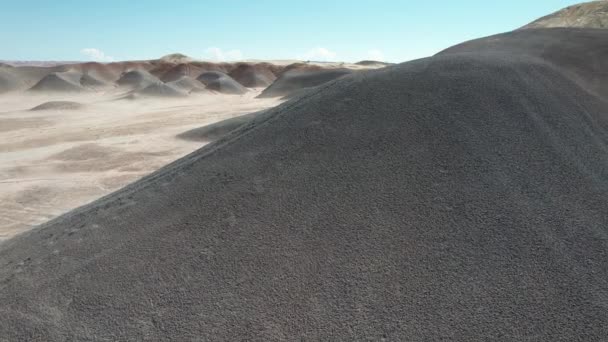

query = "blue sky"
0;1;580;63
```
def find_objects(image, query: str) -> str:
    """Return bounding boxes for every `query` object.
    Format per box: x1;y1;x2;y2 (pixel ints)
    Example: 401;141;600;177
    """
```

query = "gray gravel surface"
1;29;608;341
440;28;608;99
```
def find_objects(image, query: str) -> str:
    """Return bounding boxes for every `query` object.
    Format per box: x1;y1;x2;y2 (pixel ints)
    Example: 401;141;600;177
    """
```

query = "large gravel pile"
1;29;607;340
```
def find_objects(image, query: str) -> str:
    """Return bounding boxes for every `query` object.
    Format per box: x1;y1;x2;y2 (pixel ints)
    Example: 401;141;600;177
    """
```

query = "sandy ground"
0;90;280;240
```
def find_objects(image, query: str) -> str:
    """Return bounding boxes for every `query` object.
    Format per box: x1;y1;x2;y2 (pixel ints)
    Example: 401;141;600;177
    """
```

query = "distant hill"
522;1;608;29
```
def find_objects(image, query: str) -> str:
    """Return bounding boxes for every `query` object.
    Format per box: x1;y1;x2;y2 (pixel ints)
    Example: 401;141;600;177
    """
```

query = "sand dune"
0;28;607;340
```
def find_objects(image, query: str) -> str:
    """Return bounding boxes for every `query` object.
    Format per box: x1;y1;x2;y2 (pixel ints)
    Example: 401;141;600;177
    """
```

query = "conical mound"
258;68;352;98
167;76;207;93
135;82;188;97
228;63;277;88
116;69;160;89
28;71;86;92
30;101;84;111
0;67;22;93
197;71;247;94
1;30;608;340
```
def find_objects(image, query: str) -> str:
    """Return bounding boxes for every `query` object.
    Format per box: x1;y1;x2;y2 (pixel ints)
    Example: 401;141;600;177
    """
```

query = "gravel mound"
439;28;608;99
0;67;22;93
197;71;247;94
30;101;84;111
1;30;608;340
79;73;108;89
135;82;188;97
258;68;352;98
167;76;207;93
228;63;277;88
28;71;85;92
159;63;206;82
116;69;160;89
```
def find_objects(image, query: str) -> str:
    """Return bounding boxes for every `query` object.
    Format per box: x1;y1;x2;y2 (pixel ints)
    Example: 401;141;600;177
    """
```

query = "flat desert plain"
0;91;280;240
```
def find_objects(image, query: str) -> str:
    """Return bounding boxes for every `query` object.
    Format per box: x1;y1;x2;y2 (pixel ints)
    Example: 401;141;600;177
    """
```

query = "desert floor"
0;91;280;240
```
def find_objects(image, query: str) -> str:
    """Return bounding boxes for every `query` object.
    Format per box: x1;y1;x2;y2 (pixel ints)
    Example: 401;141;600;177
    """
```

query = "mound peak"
522;1;608;29
355;60;392;66
160;53;194;63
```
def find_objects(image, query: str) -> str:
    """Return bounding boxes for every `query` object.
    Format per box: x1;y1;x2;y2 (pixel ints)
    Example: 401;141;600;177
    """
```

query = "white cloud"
367;49;385;61
204;47;243;61
80;48;114;62
301;47;337;61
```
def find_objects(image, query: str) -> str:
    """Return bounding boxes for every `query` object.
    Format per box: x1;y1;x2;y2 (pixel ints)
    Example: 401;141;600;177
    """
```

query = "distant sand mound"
522;1;608;29
80;73;108;89
30;101;84;111
72;62;122;83
29;71;86;92
355;60;392;67
258;68;352;98
0;68;23;93
177;111;262;142
279;62;323;75
116;69;159;89
228;63;277;87
197;71;247;94
167;76;207;93
160;53;194;64
190;61;230;73
51;143;116;161
160;63;206;82
148;62;177;79
135;82;188;97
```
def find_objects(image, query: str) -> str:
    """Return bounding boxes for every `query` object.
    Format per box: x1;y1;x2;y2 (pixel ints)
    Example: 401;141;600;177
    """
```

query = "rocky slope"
522;1;608;29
